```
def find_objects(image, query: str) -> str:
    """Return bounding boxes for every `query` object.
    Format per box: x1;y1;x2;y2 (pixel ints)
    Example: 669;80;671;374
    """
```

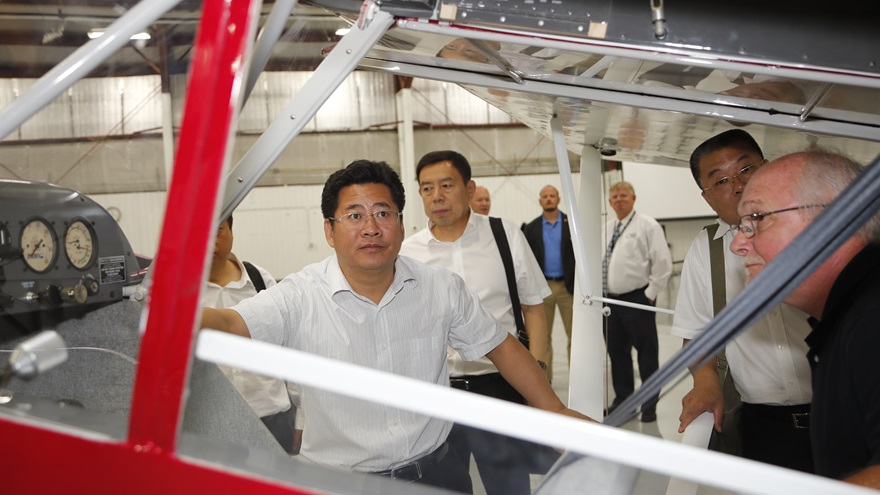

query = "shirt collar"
542;213;561;227
426;210;477;243
327;255;353;295
206;253;250;289
717;218;735;240
616;210;635;226
327;255;417;300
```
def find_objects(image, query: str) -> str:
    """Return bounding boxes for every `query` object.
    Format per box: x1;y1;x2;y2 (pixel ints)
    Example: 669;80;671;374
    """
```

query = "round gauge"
65;219;97;270
20;218;57;273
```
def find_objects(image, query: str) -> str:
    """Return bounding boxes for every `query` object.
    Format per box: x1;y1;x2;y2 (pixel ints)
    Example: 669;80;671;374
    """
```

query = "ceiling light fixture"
87;29;151;40
335;28;351;36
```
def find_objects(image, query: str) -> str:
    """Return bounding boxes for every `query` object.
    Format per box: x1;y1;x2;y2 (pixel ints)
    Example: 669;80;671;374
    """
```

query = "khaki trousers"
542;279;573;382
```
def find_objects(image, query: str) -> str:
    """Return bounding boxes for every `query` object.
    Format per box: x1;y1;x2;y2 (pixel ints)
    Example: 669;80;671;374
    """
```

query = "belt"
449;373;505;392
373;442;449;482
743;403;811;429
545;276;565;281
606;285;648;299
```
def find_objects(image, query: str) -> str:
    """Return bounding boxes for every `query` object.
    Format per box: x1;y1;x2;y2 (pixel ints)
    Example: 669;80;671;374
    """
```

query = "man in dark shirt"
730;149;880;488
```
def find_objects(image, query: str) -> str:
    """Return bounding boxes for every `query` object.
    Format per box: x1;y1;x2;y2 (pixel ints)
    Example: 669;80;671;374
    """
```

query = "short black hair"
224;214;233;229
416;150;472;183
689;129;763;187
321;160;406;219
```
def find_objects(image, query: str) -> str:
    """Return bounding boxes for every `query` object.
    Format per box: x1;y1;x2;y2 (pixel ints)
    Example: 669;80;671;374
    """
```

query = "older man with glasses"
671;130;815;472
729;149;880;487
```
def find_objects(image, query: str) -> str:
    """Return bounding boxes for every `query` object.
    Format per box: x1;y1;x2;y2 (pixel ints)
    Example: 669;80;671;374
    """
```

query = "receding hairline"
609;181;635;194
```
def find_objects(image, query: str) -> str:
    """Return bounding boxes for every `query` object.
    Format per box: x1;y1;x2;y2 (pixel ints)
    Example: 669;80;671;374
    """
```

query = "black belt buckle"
792;412;810;429
450;378;470;391
379;442;448;482
390;461;423;481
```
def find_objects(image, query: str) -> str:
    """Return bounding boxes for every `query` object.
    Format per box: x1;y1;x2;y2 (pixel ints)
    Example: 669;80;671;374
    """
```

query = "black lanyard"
610;212;635;251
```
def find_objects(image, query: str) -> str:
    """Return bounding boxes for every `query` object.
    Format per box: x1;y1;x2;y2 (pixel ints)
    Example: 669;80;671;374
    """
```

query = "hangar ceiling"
0;0;349;78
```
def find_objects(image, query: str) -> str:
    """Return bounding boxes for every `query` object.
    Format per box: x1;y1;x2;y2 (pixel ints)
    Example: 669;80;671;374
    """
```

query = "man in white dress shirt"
673;130;814;471
202;160;591;493
204;213;298;454
602;181;672;422
400;150;552;495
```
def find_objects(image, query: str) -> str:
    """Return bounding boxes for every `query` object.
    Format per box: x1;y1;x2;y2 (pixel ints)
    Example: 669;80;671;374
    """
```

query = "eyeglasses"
328;210;401;228
735;204;828;238
702;160;767;192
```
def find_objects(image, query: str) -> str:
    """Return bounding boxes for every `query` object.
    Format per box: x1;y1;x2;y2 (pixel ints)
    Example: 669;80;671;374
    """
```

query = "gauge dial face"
21;218;57;273
65;220;97;270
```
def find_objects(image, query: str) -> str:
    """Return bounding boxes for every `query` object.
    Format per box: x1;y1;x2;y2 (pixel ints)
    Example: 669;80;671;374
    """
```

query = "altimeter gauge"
65;219;97;270
21;218;57;273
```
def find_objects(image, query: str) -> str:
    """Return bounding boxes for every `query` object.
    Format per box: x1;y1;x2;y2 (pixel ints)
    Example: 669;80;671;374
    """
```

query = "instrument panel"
0;179;145;338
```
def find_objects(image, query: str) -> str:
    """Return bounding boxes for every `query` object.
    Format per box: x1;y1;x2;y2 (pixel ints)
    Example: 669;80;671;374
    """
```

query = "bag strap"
705;223;726;316
242;261;266;293
489;217;529;349
705;223;732;379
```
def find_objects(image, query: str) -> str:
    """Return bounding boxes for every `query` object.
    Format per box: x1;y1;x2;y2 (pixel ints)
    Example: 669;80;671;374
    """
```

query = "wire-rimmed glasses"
735;204;828;238
328;210;401;228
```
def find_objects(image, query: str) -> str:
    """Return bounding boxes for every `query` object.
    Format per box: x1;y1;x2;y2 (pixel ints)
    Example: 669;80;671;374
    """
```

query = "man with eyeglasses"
730;149;880;487
400;150;554;495
603;180;672;423
672;130;815;472
202;160;591;493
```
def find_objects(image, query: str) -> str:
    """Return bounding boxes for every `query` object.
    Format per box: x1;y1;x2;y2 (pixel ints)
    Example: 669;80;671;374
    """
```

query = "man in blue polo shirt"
523;185;576;382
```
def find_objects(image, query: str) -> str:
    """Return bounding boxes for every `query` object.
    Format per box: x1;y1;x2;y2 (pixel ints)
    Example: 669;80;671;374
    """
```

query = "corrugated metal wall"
4;69;711;286
1;71;531;194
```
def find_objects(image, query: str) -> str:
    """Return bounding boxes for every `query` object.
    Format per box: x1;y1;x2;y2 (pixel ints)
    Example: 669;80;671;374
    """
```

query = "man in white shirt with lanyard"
673;129;814;472
400;150;552;495
602;181;672;422
202;160;591;493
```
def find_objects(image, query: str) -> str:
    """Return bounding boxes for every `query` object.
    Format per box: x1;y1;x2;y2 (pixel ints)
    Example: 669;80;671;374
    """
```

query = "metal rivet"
290;115;296;120
237;177;243;183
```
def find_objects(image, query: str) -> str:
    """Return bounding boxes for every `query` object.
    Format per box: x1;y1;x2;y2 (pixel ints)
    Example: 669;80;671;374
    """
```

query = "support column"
157;25;175;190
395;76;425;233
568;146;606;420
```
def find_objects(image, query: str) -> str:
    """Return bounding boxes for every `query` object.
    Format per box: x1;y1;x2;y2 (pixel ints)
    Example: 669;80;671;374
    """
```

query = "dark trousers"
260;406;296;454
448;373;545;495
414;443;474;493
604;287;659;413
740;403;815;473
